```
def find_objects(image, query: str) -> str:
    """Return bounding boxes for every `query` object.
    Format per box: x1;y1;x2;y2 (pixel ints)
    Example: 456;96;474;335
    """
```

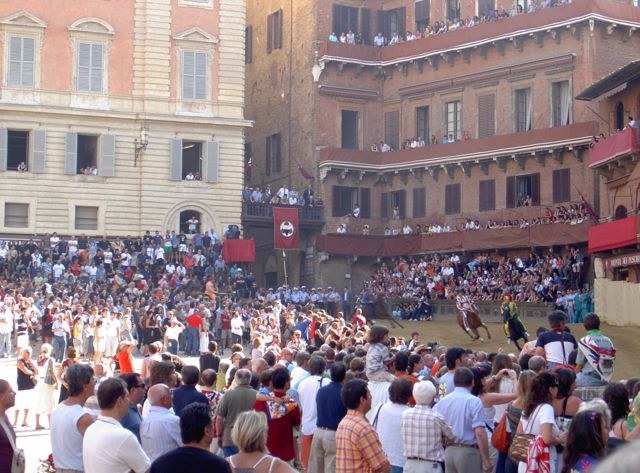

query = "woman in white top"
516;372;567;473
374;378;413;473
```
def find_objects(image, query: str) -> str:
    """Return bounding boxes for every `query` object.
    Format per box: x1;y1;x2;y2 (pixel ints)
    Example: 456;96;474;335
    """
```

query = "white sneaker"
507;338;512;344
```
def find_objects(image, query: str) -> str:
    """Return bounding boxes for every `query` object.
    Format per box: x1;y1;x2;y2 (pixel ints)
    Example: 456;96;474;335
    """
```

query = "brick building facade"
0;0;248;237
244;0;640;290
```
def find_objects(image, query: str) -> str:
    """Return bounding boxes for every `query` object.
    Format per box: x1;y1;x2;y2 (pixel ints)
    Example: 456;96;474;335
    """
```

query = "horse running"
457;308;491;342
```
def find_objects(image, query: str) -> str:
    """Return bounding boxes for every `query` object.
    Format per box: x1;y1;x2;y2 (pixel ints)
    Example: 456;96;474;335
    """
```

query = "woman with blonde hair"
229;411;296;473
35;343;57;429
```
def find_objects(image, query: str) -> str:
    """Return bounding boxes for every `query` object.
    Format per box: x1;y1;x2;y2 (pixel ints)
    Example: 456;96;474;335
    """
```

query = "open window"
169;138;218;182
180;210;201;234
182;141;203;180
6;130;28;171
506;173;540;208
64;133;115;176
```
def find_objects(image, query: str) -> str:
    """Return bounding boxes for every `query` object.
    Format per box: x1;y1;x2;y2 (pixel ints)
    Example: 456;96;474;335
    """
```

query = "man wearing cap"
401;381;452;473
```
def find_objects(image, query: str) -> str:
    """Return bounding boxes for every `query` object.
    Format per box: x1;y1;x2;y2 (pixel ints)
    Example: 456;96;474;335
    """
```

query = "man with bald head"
141;383;183;462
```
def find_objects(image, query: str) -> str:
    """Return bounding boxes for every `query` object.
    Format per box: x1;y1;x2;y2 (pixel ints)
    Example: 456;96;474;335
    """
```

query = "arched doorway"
615;102;625;131
180;210;201;234
614;205;628;220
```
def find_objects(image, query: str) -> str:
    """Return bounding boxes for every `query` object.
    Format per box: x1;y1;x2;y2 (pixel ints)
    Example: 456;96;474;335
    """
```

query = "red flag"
273;207;299;249
298;163;314;180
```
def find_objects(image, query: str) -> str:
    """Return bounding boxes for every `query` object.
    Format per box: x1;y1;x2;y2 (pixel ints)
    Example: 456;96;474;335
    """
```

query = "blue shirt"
171;386;208;417
121;403;143;441
434;387;484;444
316;381;347;430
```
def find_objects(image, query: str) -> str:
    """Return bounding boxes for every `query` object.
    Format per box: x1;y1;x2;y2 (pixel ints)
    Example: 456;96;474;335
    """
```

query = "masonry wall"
0;0;248;236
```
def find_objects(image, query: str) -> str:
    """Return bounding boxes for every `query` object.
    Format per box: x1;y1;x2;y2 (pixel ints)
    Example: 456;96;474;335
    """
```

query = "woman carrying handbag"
511;373;566;473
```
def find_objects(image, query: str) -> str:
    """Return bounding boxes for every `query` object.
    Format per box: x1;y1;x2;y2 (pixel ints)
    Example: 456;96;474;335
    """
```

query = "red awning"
588;216;639;253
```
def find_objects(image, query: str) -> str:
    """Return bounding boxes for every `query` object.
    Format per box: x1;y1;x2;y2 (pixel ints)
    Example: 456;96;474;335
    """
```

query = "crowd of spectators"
359;248;591;306
340;202;593;236
242;184;320;208
0;275;632;473
328;0;573;48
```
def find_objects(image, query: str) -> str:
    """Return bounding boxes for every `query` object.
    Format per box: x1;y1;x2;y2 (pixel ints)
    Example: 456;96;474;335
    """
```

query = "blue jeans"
222;446;239;457
576;372;607;387
53;335;66;362
185;327;198;355
167;339;178;355
391;466;403;473
0;332;11;357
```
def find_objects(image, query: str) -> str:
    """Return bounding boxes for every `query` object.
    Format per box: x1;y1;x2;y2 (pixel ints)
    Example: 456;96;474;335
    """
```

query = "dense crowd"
329;0;572;48
360;249;592;309
242;184;320;208
0;280;635;473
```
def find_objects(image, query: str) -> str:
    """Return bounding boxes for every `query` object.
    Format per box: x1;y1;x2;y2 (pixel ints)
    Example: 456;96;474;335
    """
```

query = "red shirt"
186;313;202;329
254;391;301;461
117;350;134;374
220;311;232;330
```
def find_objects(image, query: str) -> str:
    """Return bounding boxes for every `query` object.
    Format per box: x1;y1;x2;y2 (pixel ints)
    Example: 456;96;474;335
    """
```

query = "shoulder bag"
0;417;26;473
492;403;511;452
508;405;541;464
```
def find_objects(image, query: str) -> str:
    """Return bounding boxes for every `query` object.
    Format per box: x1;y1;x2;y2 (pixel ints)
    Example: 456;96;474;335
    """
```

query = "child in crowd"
365;325;396;382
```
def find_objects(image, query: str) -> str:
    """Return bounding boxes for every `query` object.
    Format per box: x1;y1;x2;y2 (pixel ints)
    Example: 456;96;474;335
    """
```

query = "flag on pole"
273;206;299;249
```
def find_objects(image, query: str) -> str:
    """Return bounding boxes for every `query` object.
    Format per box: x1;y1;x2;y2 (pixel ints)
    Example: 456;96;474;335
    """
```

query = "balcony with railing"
589;127;640;169
241;202;325;228
319;0;640;67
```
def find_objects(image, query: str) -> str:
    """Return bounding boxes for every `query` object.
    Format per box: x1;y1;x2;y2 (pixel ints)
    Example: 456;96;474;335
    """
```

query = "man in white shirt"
140;384;182;462
297;356;331;471
83;378;151;473
52;260;66;282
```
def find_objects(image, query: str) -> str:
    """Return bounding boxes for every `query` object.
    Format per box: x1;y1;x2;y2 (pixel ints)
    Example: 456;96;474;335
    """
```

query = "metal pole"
282;249;288;287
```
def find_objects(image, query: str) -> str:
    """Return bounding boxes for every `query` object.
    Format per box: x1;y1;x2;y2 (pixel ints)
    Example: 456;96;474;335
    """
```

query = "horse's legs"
514;339;522;350
482;324;492;340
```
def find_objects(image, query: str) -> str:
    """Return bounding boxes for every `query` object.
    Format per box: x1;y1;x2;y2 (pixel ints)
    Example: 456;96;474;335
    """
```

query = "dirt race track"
375;316;640;381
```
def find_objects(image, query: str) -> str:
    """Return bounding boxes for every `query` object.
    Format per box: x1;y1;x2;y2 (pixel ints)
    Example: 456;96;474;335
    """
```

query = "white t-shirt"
297;375;330;435
231;317;244;337
165;325;182;341
518;403;559;473
83;415;150;473
375;401;411;467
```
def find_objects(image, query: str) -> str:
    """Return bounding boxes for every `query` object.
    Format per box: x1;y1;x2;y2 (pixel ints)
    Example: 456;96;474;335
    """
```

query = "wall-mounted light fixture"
134;127;149;166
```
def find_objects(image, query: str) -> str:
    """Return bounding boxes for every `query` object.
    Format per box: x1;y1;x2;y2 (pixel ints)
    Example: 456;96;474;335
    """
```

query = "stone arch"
163;201;220;234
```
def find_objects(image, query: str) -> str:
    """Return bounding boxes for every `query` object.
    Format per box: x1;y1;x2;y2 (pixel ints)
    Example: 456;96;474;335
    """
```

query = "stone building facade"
0;0;248;237
244;0;640;290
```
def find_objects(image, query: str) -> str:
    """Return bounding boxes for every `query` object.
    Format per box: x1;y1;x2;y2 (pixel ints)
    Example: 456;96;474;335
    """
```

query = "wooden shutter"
0;129;7;172
193;52;207;99
415;1;429;21
169;138;183;180
205;140;219;183
384;111;399;150
100;134;116;177
380;192;389;218
445;184;460;214
267;12;273;53
183;51;194;99
397;7;406;36
274;134;282;172
332;186;341;217
479;179;495;211
478;94;496;138
360;188;371;218
90;43;103;92
21;37;34;87
65;132;78;175
8;37;21;86
397;190;406;218
265;136;272;175
552;168;570;203
531;172;541;205
506;176;516;208
77;43;91;91
332;4;342;35
245;26;253;64
276;10;283;50
31;130;46;173
377;10;388;39
413;187;426;217
360;8;371;44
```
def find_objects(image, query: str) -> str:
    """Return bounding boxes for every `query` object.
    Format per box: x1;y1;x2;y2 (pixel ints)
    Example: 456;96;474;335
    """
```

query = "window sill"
1;88;40;105
178;0;213;8
70;93;109;110
73;174;107;181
